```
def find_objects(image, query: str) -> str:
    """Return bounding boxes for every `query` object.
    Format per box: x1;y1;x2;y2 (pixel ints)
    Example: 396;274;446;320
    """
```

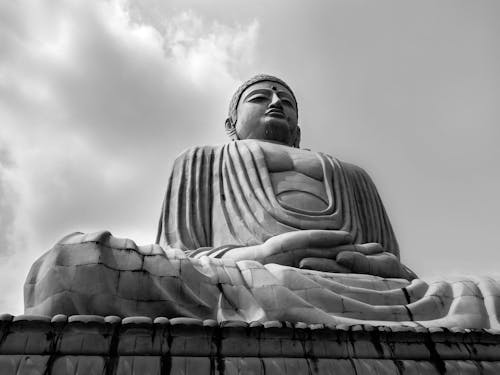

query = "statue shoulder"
338;160;370;176
312;151;368;175
317;154;377;186
341;161;379;187
174;144;223;163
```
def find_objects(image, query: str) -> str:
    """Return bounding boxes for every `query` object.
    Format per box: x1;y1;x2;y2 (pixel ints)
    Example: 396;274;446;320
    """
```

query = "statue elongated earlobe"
292;126;301;148
225;118;239;140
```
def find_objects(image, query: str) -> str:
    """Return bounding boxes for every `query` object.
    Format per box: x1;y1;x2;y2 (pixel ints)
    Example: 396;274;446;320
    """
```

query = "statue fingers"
262;245;352;268
332;244;385;274
364;252;402;278
336;251;370;274
338;251;409;279
352;243;384;255
363;242;384;255
264;230;352;253
265;231;310;252
305;230;353;248
299;257;351;273
293;246;353;261
261;251;295;266
262;247;339;267
323;243;383;258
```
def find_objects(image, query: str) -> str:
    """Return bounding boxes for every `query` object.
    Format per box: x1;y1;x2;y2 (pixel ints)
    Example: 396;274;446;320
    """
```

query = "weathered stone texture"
23;231;500;329
2;315;500;374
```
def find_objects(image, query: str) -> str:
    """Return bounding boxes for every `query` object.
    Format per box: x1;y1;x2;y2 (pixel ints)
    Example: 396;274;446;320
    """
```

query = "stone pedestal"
1;314;500;374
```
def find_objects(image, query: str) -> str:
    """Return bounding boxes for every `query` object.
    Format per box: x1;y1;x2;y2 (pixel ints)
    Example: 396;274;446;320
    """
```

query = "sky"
1;0;499;314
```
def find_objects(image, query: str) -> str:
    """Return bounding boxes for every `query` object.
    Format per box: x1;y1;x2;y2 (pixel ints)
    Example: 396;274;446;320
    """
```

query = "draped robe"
156;140;398;256
24;141;500;328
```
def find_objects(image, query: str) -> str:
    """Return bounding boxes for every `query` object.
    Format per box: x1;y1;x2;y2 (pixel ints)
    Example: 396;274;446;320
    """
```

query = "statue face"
235;81;298;146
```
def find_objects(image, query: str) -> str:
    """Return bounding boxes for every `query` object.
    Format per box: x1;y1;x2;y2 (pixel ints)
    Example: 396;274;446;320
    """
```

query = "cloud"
0;145;18;257
164;10;259;84
0;0;259;313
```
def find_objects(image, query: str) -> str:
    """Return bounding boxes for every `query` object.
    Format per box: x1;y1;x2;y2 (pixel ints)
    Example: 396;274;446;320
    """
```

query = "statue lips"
265;108;286;119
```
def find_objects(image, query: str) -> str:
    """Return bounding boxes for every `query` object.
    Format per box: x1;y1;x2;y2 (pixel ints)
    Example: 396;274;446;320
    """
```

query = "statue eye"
248;95;268;103
281;98;295;108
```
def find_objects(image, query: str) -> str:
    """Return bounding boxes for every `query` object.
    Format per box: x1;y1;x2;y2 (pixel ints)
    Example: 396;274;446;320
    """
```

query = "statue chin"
262;122;292;145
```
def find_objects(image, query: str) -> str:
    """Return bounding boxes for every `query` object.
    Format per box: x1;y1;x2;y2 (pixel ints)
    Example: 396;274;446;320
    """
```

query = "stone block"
345;326;388;359
481;360;500;374
51;355;106;375
387;341;431;360
0;355;22;375
169;319;212;356
0;355;48;375
324;359;357;374
116;356;161;375
219;325;259;357
226;357;263;375
260;357;287;375
259;357;312;374
58;316;115;355
318;327;350;359
117;317;163;355
254;324;294;357
0;316;52;355
170;356;212;375
467;343;500;361
434;342;470;360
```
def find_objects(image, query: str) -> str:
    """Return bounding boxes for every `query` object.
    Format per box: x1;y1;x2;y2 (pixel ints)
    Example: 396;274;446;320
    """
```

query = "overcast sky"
1;0;499;314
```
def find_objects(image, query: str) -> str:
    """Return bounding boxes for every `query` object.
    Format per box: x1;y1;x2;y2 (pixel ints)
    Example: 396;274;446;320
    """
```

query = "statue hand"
221;230;352;267
300;243;417;280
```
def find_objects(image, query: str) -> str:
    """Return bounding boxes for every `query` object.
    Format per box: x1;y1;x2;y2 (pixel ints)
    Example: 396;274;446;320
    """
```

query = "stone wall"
1;314;500;374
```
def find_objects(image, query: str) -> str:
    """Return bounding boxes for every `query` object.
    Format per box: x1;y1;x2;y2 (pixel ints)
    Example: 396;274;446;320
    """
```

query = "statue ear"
292;126;301;148
225;118;239;140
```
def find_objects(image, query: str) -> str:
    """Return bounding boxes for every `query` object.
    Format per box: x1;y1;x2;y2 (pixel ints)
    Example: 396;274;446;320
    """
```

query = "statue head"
225;74;301;147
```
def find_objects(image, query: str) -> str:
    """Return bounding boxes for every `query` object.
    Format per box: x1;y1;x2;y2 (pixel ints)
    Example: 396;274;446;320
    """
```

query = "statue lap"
25;231;500;328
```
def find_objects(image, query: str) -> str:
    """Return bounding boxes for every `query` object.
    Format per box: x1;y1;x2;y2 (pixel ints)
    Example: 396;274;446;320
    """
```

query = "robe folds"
25;231;500;328
24;141;500;328
156;140;399;257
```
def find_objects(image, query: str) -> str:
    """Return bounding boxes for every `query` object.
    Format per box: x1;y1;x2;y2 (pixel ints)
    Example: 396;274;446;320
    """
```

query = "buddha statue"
24;75;500;328
156;74;414;280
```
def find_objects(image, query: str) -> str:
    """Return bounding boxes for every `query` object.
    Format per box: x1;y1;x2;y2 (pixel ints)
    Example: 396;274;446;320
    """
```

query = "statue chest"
270;170;328;211
259;142;329;212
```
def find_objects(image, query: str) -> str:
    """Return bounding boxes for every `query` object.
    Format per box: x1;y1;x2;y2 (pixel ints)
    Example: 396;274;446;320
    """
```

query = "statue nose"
269;93;283;109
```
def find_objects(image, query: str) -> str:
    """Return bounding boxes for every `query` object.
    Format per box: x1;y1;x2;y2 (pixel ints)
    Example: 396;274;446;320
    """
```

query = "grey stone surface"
0;317;500;373
22;235;500;328
51;356;105;375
